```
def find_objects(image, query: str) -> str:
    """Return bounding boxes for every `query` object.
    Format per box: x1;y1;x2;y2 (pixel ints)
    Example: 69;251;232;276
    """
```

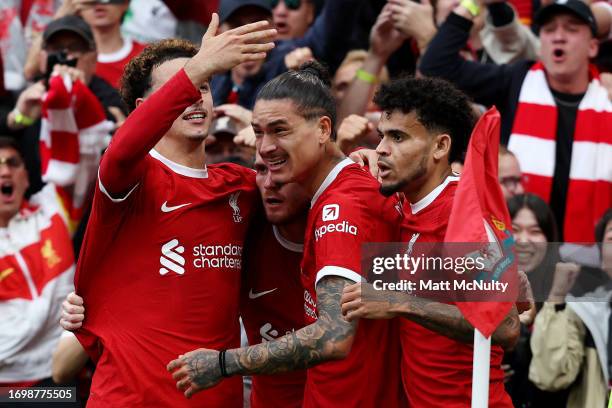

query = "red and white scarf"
40;74;112;213
508;62;612;243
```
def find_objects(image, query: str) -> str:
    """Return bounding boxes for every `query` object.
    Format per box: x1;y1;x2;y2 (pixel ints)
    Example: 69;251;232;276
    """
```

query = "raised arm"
167;276;357;398
418;10;514;108
99;15;276;197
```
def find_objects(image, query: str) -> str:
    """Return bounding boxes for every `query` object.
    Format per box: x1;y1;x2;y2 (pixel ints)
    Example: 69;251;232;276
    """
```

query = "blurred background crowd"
0;0;610;407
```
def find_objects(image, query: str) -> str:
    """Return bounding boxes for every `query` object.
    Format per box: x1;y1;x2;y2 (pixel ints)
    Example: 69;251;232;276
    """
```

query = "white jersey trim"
149;149;209;179
410;174;460;214
98;169;139;203
97;38;134;63
273;225;303;253
315;266;364;287
311;158;354;207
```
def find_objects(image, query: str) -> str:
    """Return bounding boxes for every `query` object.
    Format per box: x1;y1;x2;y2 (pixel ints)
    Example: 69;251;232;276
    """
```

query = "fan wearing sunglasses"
272;0;316;40
212;0;360;110
0;136;84;394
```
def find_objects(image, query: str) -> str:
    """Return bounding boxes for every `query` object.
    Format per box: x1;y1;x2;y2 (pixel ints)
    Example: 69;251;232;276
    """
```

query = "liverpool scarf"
40;74;112;215
508;62;612;242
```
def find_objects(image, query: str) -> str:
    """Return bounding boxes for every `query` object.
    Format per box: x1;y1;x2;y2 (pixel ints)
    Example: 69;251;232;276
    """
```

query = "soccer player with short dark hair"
168;62;406;408
341;76;519;407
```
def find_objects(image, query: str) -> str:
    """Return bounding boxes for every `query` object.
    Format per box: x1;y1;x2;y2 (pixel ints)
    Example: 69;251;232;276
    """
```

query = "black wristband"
219;350;231;377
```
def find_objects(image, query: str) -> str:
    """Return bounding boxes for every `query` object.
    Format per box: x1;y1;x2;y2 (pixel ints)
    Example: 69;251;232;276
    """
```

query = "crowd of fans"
0;0;610;407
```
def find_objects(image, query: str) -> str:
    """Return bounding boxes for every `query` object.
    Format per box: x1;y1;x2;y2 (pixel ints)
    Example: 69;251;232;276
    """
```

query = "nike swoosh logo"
249;288;277;299
161;201;191;213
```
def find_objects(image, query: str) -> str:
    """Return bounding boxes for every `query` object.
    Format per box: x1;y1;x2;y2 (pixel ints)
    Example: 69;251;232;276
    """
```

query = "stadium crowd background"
0;0;611;407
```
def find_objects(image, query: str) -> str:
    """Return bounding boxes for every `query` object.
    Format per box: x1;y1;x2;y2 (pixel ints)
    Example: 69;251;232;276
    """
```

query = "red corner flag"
444;107;517;338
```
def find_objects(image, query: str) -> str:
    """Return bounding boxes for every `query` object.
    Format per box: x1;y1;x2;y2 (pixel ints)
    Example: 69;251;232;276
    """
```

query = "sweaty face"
499;153;524;199
539;13;598;84
142;58;213;141
512;208;548;273
255;154;309;224
254;99;324;186
375;110;435;197
273;0;314;40
0;147;29;225
80;2;129;29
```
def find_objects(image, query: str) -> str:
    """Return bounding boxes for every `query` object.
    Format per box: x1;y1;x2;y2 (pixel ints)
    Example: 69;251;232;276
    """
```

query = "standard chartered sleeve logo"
160;239;185;275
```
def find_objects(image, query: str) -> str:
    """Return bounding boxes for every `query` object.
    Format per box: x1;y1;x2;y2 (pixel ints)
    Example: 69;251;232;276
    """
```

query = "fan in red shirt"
240;153;309;408
168;62;406;407
67;16;276;407
341;76;519;407
78;0;147;88
95;38;146;88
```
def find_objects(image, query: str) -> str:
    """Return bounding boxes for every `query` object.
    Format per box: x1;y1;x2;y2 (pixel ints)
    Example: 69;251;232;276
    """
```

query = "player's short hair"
373;76;475;163
120;38;198;113
256;61;337;140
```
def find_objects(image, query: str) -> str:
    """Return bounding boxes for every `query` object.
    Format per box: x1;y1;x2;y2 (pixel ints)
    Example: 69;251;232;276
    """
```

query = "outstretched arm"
341;282;520;351
99;15;276;198
167;276;357;398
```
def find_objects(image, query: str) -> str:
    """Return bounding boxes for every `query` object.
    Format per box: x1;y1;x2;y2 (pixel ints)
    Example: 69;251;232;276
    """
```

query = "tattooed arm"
341;282;520;351
167;276;358;398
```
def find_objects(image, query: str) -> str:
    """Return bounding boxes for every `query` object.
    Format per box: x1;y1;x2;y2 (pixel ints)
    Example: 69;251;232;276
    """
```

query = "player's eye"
199;84;210;93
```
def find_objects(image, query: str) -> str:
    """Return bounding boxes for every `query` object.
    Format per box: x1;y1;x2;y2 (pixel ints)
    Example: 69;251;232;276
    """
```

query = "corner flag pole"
471;328;491;408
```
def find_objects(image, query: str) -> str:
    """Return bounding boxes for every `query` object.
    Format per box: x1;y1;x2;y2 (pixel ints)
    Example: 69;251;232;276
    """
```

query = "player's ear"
318;116;332;144
432;133;451;161
135;98;145;108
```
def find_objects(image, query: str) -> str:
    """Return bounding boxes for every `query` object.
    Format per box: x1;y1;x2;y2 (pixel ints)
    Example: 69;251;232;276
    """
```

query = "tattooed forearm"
225;276;358;376
393;293;520;350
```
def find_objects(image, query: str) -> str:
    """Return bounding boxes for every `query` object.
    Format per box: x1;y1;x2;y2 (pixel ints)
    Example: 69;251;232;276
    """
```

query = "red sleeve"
98;68;201;198
312;195;370;285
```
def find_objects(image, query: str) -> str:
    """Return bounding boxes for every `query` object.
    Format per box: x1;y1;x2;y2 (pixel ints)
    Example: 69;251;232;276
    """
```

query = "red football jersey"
95;39;146;88
400;175;512;407
75;151;257;407
241;219;306;408
301;158;406;408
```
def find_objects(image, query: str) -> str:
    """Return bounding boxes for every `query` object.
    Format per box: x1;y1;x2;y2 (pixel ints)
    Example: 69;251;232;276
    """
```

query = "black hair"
507;193;560;301
507;193;559;242
373;76;475;163
120;38;198;113
256;61;337;140
0;136;23;158
595;208;612;244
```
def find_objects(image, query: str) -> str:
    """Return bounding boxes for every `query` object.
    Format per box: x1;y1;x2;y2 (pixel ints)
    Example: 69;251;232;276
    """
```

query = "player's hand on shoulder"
60;292;85;331
349;148;380;179
185;13;277;85
167;348;222;398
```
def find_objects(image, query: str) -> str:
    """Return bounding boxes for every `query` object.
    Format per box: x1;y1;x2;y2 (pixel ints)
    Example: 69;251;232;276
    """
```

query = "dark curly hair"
373;76;475;163
256;61;337;140
120;38;198;113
